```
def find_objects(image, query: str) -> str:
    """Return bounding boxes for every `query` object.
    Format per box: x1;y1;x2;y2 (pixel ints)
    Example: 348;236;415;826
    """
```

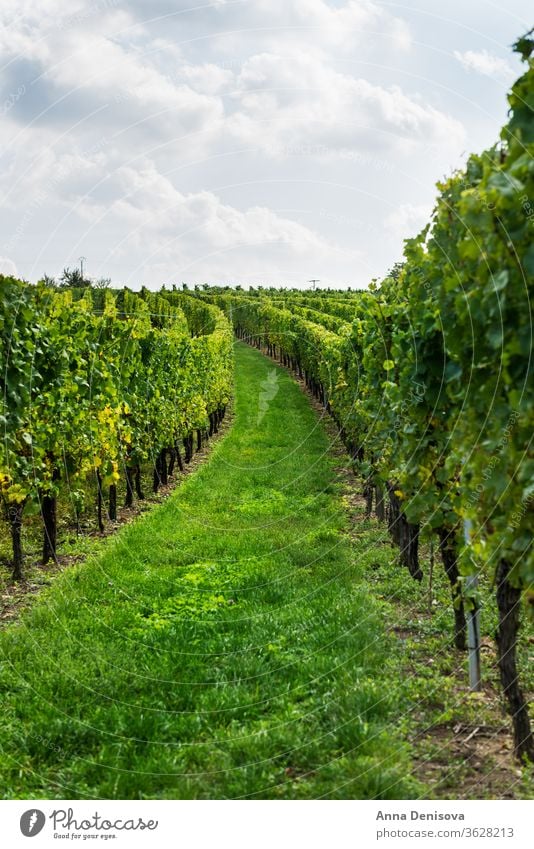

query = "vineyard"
0;33;533;800
0;283;233;578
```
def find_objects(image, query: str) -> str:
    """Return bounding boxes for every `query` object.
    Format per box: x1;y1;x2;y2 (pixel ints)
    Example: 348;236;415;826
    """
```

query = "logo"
20;809;46;837
257;368;279;424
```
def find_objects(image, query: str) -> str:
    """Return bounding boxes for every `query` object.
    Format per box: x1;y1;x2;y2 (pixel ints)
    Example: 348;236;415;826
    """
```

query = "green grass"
0;342;418;799
359;522;534;800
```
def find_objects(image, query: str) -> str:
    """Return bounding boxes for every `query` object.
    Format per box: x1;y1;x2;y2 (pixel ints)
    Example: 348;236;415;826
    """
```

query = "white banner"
0;800;532;848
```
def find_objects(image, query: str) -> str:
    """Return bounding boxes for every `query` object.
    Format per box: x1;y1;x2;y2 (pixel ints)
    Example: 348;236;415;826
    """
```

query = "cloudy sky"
0;0;530;289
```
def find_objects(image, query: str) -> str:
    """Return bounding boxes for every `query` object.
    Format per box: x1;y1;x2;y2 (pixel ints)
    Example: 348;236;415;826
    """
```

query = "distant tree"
93;277;111;289
39;274;58;287
60;267;86;288
182;282;189;290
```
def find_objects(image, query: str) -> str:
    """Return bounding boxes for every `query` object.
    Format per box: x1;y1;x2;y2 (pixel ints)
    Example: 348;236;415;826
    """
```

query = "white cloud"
0;1;416;162
384;203;433;241
178;63;234;96
453;49;513;78
0;32;224;155
126;0;412;54
74;161;360;286
0;256;19;276
228;51;465;158
0;0;515;288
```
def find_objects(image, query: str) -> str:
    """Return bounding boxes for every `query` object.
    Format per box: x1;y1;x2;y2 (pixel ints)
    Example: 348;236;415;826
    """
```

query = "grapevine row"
0;281;233;579
203;34;534;762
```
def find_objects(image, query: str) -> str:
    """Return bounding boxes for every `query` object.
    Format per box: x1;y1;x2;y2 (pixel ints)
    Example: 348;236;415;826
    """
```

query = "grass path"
0;342;416;799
